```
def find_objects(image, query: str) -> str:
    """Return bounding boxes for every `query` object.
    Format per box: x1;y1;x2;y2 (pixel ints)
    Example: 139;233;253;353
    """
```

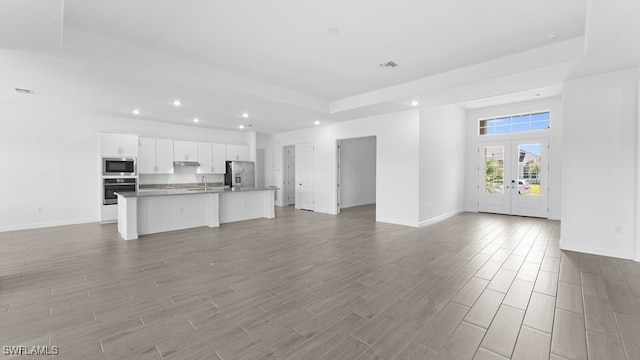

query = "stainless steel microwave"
103;158;136;176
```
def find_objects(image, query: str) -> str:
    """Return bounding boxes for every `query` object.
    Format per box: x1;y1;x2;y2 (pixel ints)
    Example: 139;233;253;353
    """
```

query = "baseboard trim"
341;201;376;209
419;210;464;228
376;217;419;228
559;240;633;260
0;218;99;232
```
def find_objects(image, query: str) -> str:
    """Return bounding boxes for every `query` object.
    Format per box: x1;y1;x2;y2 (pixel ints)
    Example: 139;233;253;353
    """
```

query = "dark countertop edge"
115;186;279;198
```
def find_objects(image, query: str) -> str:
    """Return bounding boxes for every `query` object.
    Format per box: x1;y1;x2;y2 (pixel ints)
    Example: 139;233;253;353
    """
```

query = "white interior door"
296;142;315;211
479;139;548;218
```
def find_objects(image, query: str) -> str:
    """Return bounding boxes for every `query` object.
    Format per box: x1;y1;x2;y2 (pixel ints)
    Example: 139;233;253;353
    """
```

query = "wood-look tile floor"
2;205;640;359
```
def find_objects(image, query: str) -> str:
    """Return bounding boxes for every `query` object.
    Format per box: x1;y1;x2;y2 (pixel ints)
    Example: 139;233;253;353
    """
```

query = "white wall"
419;105;466;225
0;103;247;231
339;136;376;208
271;110;421;227
637;67;640;261
561;68;638;260
464;96;563;219
256;132;272;188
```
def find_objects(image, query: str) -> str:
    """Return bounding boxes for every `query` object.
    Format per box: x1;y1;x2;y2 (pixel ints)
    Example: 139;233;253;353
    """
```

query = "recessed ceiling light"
545;33;558;41
314;120;320;125
193;118;199;123
173;100;182;106
239;125;245;129
534;93;541;97
242;113;249;118
410;101;419;107
328;27;340;34
132;109;140;115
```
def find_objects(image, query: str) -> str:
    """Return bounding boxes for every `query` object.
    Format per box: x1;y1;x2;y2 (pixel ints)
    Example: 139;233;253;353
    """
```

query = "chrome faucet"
201;176;207;191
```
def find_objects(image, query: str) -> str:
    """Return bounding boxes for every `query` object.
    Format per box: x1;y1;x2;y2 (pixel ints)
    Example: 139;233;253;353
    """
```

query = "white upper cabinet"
139;137;174;174
174;140;198;161
225;144;249;161
197;143;226;174
197;143;212;173
101;133;139;157
212;143;226;172
138;137;156;174
156;139;175;173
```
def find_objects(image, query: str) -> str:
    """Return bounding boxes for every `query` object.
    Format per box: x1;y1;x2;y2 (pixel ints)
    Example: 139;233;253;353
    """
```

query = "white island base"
117;189;276;240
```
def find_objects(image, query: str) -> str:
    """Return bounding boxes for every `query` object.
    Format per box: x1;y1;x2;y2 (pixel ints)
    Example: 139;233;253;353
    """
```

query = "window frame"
478;111;550;136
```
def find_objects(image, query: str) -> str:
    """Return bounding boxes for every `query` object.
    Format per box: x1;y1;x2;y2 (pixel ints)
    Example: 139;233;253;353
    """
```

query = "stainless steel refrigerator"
225;161;255;187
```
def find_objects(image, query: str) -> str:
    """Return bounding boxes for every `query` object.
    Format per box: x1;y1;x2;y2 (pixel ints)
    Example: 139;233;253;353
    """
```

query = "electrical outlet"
613;225;621;233
37;207;44;213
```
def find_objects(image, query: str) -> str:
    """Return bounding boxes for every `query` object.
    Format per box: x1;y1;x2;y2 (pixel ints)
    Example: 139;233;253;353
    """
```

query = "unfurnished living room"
1;1;640;359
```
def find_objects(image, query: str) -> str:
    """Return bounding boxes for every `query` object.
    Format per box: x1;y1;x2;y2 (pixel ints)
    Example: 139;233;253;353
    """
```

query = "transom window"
479;111;550;135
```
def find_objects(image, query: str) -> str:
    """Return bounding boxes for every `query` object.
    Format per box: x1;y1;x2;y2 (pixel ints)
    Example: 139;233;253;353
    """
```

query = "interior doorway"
478;138;549;217
296;142;315;211
337;136;377;214
283;145;295;206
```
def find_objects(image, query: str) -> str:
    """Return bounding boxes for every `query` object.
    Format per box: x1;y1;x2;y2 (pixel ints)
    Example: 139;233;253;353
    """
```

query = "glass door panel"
484;146;505;194
516;144;541;197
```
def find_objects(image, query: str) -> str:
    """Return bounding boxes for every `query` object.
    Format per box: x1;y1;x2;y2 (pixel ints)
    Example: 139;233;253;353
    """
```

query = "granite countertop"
115;186;278;198
138;182;226;190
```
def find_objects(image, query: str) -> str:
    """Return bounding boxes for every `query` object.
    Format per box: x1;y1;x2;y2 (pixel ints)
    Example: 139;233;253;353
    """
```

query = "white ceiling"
0;0;638;134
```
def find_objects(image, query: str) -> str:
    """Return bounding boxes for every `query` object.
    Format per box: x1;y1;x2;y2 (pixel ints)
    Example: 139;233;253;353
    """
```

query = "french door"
478;139;548;218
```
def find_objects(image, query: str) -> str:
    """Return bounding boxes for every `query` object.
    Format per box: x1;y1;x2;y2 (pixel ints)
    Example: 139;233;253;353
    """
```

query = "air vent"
15;88;34;95
379;61;398;68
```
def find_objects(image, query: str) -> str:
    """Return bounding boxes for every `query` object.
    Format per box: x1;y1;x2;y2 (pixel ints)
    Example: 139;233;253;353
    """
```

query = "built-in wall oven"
103;158;136;176
103;178;136;205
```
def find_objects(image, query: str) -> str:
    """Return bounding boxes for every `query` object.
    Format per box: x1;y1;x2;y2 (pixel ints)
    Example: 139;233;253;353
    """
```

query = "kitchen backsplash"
138;166;224;185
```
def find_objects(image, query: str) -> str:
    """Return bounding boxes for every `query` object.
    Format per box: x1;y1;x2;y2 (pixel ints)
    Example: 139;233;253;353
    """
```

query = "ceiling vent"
15;88;34;95
379;61;398;68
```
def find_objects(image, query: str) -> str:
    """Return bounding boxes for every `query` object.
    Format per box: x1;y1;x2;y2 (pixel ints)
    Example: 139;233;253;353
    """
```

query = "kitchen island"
115;187;277;240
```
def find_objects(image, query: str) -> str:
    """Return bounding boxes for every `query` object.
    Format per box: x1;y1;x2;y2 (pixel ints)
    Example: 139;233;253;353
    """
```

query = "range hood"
173;160;201;167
